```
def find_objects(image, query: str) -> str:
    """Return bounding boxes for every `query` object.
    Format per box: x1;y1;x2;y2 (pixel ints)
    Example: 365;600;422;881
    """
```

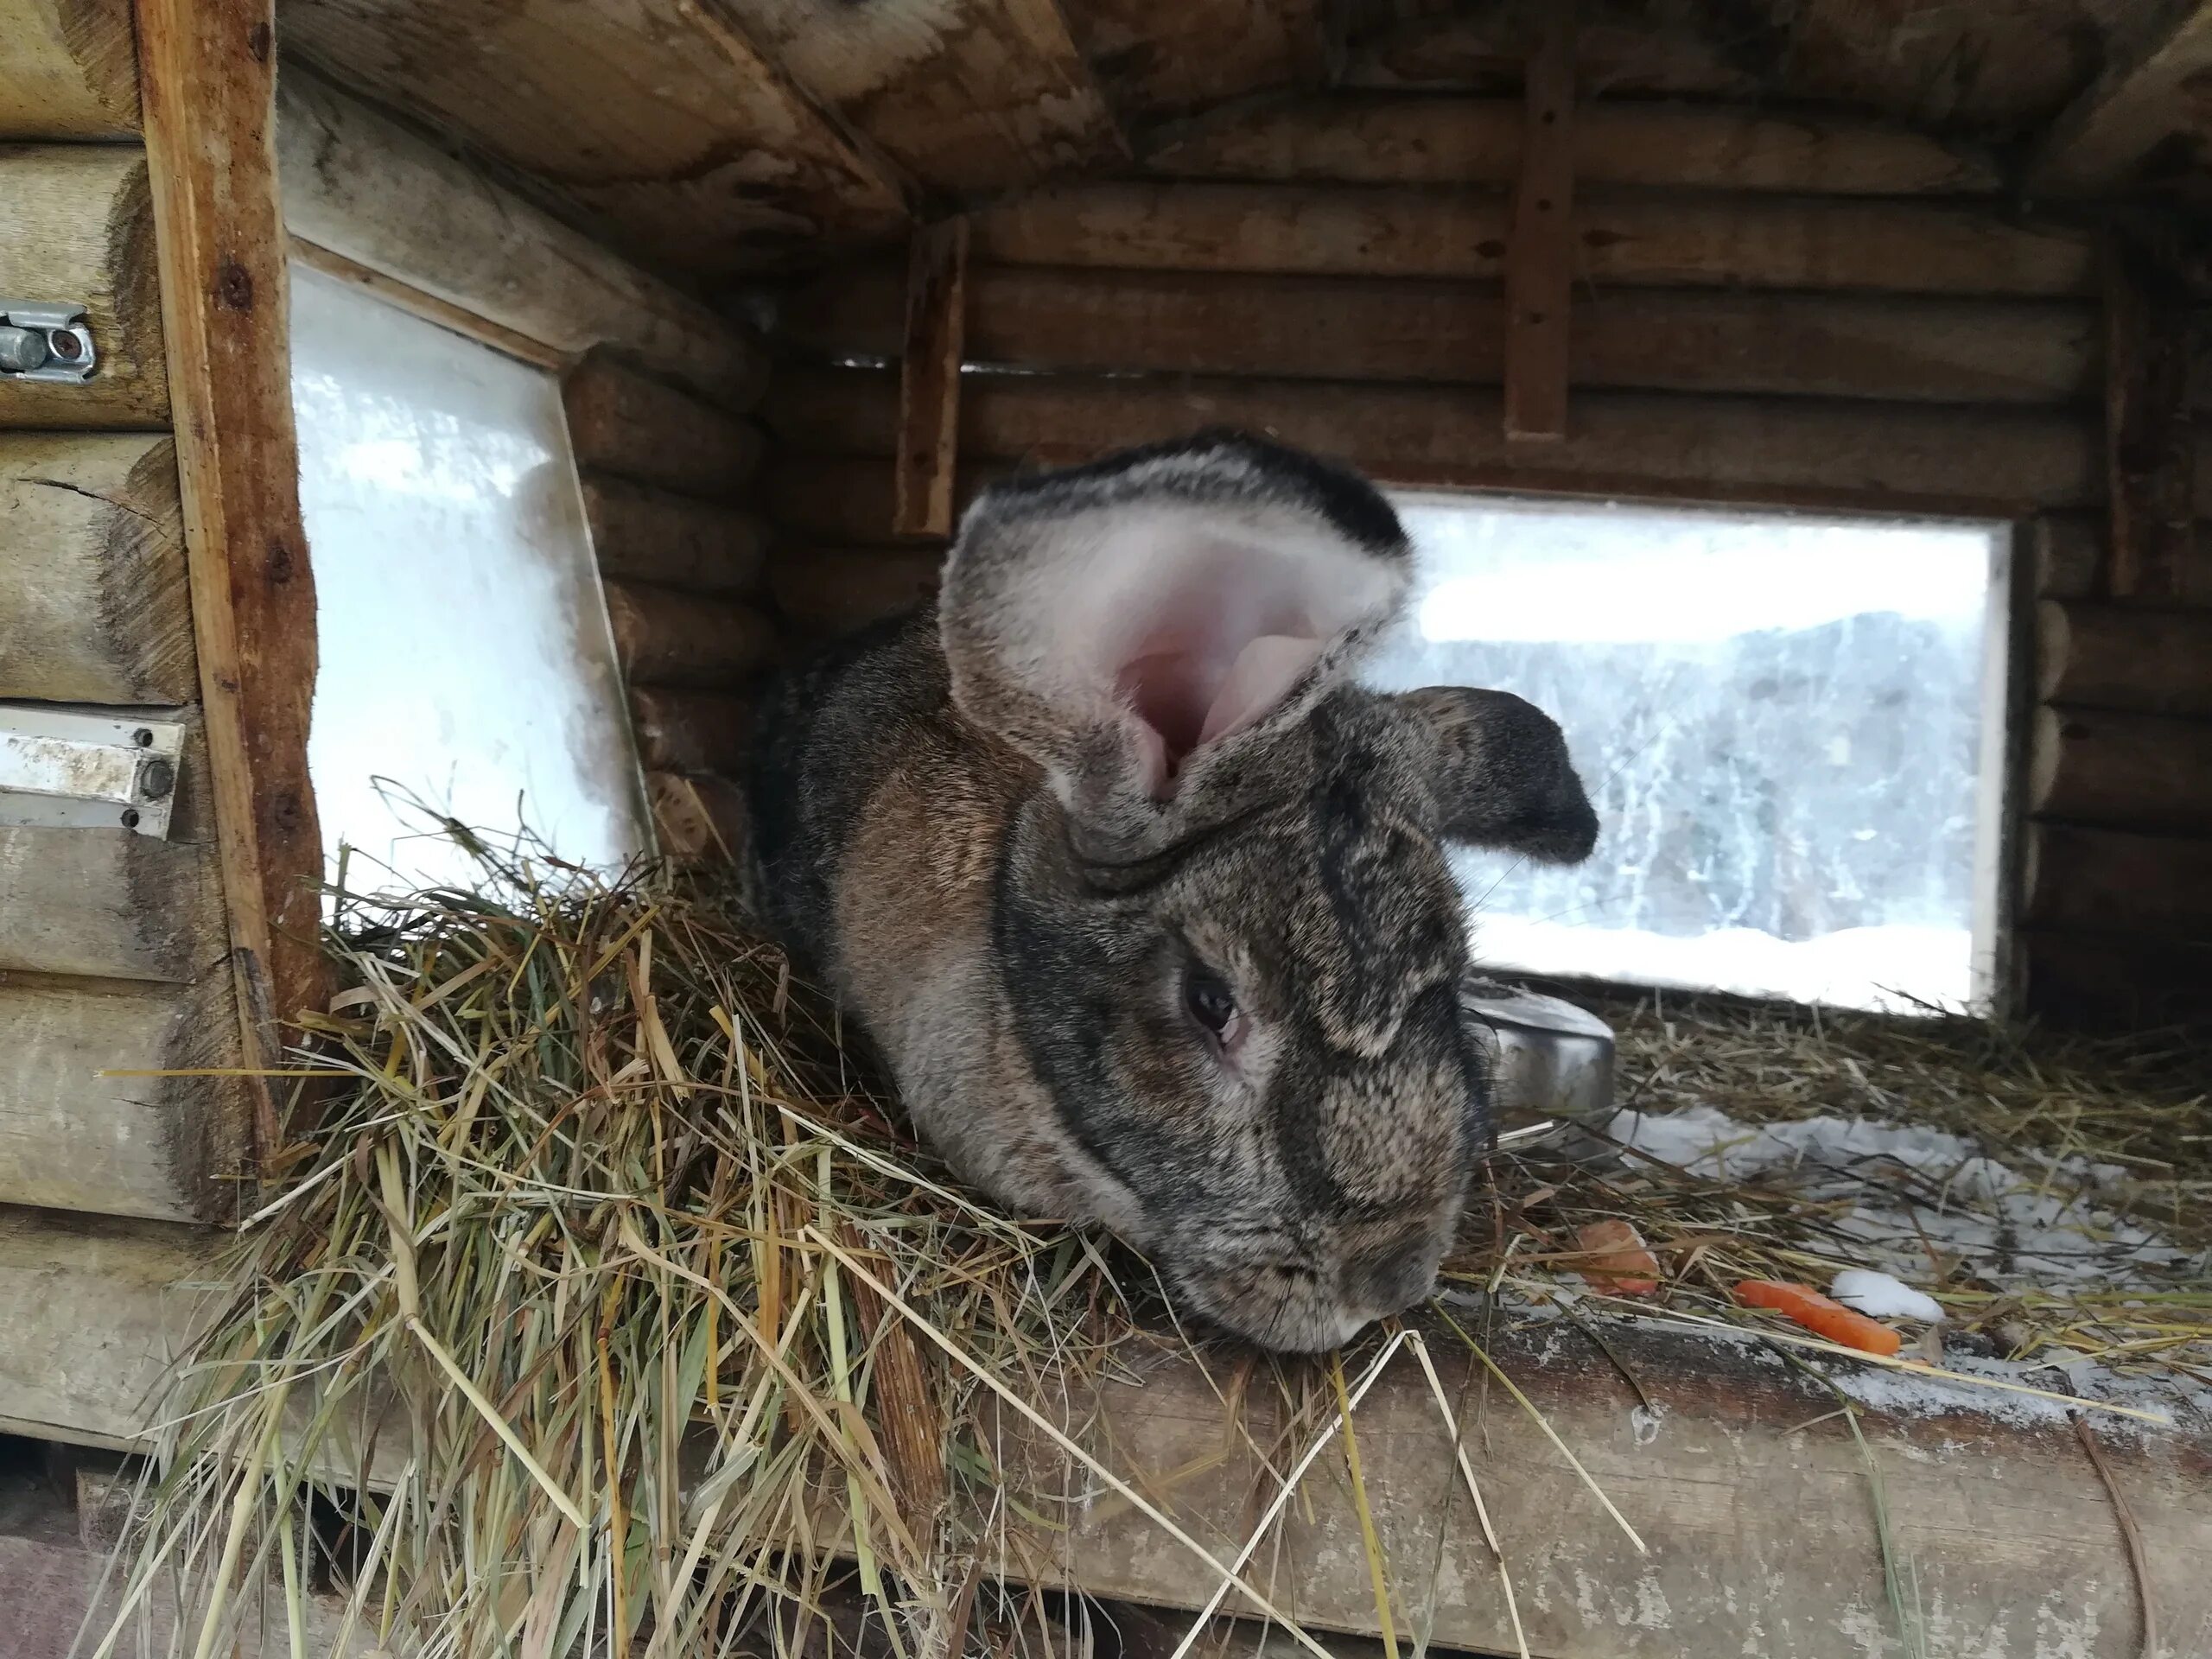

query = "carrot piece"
1574;1218;1661;1296
1734;1278;1903;1357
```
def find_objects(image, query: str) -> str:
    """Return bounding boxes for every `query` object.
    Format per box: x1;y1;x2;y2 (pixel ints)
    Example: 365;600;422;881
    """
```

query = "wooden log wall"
760;89;2212;1028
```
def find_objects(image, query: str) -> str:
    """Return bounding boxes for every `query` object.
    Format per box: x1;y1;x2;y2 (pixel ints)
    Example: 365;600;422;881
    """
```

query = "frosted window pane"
290;266;645;893
1364;494;2008;1014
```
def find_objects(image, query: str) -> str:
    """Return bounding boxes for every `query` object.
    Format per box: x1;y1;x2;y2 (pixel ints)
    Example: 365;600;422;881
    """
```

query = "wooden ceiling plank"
1064;0;1333;123
893;218;969;540
2030;0;2212;194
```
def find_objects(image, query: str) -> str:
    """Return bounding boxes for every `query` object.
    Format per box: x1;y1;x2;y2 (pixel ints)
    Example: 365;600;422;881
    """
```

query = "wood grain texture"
2020;928;2212;1028
2030;0;2212;194
645;769;748;865
785;264;2101;405
136;0;327;1156
2031;512;2105;599
1344;3;1754;100
2031;705;2212;830
0;433;193;703
0;143;167;427
0;0;140;137
1065;0;1346;120
580;473;773;593
893;217;967;539
727;0;1123;194
629;683;759;774
1147;92;2005;194
605;581;779;687
564;353;766;499
2024;821;2212;938
762;452;1001;544
279;0;909;272
768;544;944;634
2105;234;2197;601
275;71;767;410
970;182;2098;296
2037;601;2212;715
1503;9;1572;442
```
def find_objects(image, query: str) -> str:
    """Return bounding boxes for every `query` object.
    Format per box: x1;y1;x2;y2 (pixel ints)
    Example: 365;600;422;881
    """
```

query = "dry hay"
87;847;2210;1659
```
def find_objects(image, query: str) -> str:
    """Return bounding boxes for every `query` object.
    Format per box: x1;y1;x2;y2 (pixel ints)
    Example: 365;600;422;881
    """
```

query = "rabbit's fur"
744;432;1596;1351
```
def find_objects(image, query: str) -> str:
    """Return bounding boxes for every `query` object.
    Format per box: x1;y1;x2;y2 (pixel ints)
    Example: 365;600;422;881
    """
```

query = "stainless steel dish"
1459;972;1616;1124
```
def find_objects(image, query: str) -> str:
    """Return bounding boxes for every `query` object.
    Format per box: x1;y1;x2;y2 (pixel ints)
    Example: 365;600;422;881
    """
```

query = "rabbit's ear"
1392;686;1599;864
942;433;1410;854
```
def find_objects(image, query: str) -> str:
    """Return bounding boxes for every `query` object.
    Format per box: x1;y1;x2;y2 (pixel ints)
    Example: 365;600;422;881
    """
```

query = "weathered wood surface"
0;0;140;137
969;182;2099;296
2021;928;2212;1028
893;217;968;539
763;453;1000;546
275;72;768;410
2032;513;2105;600
1344;4;1753;100
287;236;568;372
2031;706;2212;831
767;366;2100;515
580;474;772;594
0;968;245;1223
138;0;329;1161
629;684;759;776
564;353;766;499
2030;0;2212;195
769;545;943;635
646;769;748;866
2037;601;2212;716
1065;0;1344;120
1503;10;1572;442
2105;234;2197;602
728;0;1122;194
0;143;167;427
0;434;194;704
279;0;909;272
605;581;779;689
785;264;2101;406
2024;822;2212;938
1147;92;2005;194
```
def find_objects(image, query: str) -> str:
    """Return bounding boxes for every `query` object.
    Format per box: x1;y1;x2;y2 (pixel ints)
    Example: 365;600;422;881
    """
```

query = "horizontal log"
0;434;194;703
0;0;139;137
646;771;748;867
0;143;167;428
629;684;759;775
2019;930;2212;1028
769;546;944;635
2031;513;2101;600
563;354;764;500
578;474;772;594
2024;822;2212;939
276;73;768;410
784;263;2097;405
766;366;2100;515
762;454;1000;546
2031;706;2212;832
969;183;2098;296
1145;94;2004;194
0;967;245;1223
2037;601;2212;715
604;581;778;689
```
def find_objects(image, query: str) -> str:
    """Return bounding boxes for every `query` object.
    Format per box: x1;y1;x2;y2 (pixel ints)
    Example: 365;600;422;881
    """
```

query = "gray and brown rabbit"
743;431;1596;1351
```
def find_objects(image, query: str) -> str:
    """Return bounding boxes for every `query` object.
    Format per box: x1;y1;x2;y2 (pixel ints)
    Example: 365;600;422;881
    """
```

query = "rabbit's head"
940;433;1597;1351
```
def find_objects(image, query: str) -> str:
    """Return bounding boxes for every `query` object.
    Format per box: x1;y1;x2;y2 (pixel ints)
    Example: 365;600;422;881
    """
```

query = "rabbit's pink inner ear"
1116;623;1321;791
1198;634;1325;747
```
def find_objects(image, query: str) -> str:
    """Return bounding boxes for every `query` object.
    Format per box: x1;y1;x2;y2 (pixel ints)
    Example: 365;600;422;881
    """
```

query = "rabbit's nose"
1344;1247;1441;1320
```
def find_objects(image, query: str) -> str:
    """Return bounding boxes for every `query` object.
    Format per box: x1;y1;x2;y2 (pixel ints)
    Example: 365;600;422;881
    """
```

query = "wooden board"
0;434;193;704
1344;4;1755;100
2037;601;2212;715
630;684;760;775
2031;705;2212;830
2105;233;2197;602
1146;92;2005;194
1502;10;1573;442
275;72;768;411
769;544;944;634
0;967;245;1223
2020;928;2212;1028
278;0;910;273
564;353;765;499
2031;512;2105;600
766;366;2101;515
969;182;2098;296
2030;0;2212;194
784;264;2101;406
646;769;749;866
892;217;968;539
0;143;167;428
137;0;328;1153
1065;0;1346;121
0;0;140;137
580;474;773;594
2024;821;2212;938
605;581;779;688
728;0;1123;194
762;453;1001;545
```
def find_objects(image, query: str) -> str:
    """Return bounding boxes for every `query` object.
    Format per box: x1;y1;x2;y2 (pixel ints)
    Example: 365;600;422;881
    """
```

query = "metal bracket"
0;301;98;385
0;704;185;837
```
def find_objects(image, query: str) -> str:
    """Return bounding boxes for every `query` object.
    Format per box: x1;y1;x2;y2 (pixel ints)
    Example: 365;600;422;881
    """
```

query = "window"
290;265;647;893
1363;493;2011;1014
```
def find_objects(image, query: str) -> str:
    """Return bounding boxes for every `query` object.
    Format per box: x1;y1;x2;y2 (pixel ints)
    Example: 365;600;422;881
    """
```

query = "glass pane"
290;265;646;893
1363;493;2009;1014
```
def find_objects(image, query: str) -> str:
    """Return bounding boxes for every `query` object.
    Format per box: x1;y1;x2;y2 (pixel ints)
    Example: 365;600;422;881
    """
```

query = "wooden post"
1503;3;1574;441
893;216;969;540
134;0;327;1160
2103;230;2195;601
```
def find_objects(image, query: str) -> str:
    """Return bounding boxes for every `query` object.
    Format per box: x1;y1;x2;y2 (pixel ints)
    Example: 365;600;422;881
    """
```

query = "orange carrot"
1734;1279;1903;1357
1574;1219;1661;1296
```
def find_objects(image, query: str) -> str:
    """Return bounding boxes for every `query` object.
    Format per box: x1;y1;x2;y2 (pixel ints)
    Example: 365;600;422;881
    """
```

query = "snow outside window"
1363;493;2011;1014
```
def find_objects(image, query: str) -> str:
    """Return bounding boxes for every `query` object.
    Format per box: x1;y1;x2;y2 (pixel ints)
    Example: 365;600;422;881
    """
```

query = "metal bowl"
1459;972;1616;1124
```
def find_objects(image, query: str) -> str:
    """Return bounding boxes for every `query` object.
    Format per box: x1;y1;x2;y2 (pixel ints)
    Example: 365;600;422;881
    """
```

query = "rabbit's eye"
1184;963;1237;1039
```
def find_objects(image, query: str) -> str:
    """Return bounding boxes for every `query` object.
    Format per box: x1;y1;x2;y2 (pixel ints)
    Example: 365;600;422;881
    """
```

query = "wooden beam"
604;582;779;688
769;545;944;636
2031;705;2212;830
629;684;760;775
579;474;773;594
762;454;1004;547
135;0;327;1156
563;353;766;499
2025;821;2212;938
2037;601;2212;715
2019;928;2212;1027
286;237;565;372
2105;232;2197;601
892;218;969;541
1064;0;1352;123
2030;0;2212;196
0;0;140;137
1503;7;1573;442
2031;512;2107;600
645;770;749;866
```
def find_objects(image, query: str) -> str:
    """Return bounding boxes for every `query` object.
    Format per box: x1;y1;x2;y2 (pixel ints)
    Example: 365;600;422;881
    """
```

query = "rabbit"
742;430;1597;1351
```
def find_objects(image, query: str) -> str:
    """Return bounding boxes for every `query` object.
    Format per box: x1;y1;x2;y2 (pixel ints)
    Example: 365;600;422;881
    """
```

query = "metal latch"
0;301;97;384
0;705;184;837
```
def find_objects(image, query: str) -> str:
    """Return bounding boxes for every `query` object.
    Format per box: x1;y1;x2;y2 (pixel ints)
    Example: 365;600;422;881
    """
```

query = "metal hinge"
0;705;185;837
0;301;97;384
